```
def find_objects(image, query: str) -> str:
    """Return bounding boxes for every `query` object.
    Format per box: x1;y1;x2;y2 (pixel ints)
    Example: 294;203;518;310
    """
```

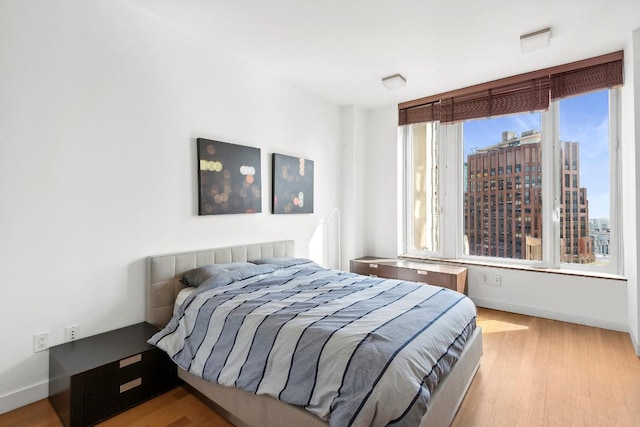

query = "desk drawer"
396;267;453;289
350;261;396;279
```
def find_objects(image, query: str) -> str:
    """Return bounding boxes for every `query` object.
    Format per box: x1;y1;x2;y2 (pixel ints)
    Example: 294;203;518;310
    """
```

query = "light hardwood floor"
2;308;639;427
453;309;640;427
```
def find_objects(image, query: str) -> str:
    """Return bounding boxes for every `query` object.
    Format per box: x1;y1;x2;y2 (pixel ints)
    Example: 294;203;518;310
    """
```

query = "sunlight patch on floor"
479;319;530;333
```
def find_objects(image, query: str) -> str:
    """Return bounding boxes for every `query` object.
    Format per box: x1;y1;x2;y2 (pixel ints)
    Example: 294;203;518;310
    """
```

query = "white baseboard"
630;329;640;356
471;297;629;333
0;380;48;415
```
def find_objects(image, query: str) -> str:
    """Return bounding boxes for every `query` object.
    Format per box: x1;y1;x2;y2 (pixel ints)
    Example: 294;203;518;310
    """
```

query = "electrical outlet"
65;324;79;342
494;274;502;286
33;332;49;352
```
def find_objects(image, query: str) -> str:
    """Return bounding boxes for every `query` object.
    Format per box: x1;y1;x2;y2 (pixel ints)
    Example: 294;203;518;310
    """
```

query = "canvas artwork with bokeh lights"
272;153;314;214
197;138;262;215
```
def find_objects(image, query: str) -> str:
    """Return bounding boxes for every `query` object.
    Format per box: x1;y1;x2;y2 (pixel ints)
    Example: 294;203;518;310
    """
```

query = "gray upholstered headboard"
146;240;295;328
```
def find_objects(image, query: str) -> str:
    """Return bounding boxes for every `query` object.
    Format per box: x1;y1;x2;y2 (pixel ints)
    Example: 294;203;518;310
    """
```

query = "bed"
146;240;482;427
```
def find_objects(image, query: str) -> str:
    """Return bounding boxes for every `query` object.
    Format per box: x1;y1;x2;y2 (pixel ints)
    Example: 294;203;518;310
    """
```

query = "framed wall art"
272;153;314;214
197;138;261;215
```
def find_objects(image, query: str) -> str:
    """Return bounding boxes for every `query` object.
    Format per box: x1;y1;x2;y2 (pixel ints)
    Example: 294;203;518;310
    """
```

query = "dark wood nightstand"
48;322;178;427
350;257;468;294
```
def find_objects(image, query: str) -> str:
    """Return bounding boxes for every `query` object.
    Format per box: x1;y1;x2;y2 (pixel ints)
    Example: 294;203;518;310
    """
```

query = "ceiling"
125;0;640;109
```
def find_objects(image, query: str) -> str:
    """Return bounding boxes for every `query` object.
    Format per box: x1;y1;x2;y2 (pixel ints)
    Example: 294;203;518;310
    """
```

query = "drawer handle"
120;378;142;393
370;264;378;269
119;354;142;368
416;270;429;276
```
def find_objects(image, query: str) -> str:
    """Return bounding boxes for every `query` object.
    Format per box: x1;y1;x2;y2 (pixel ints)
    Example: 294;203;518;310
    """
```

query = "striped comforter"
149;260;476;427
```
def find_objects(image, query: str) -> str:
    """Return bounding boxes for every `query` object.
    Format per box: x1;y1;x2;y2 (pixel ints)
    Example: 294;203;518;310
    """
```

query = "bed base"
179;327;481;427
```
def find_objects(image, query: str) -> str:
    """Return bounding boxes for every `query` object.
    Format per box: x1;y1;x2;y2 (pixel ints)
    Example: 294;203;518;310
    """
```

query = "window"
399;51;622;273
558;90;612;267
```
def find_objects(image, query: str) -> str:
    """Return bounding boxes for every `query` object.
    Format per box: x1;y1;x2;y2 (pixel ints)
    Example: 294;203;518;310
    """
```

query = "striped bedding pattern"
149;260;476;427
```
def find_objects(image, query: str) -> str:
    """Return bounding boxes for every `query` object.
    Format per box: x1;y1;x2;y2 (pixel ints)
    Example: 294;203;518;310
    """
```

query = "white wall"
339;106;366;269
0;0;342;413
361;51;638;340
363;106;399;258
340;104;398;268
468;267;628;331
626;27;640;353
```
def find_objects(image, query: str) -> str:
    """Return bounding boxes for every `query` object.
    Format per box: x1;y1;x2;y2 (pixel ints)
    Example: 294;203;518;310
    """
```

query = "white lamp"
381;73;406;90
520;27;551;53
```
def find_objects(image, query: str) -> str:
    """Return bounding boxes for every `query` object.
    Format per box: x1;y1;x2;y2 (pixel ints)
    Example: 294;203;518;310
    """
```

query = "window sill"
398;254;627;282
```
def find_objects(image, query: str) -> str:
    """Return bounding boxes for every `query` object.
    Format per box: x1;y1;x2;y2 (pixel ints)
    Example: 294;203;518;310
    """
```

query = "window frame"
400;88;622;275
401;122;443;258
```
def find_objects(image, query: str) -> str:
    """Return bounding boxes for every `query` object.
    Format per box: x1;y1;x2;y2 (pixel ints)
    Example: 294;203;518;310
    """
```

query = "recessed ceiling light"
382;74;406;90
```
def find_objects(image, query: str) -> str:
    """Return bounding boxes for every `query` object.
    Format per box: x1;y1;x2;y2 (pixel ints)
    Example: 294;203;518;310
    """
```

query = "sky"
463;90;610;219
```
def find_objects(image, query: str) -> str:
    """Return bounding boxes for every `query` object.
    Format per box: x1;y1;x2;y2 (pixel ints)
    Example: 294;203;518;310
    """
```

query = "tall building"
559;141;594;263
464;131;594;262
465;131;542;259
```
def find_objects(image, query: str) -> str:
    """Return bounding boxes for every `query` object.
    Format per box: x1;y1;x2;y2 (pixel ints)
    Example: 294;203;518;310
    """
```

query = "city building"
560;141;595;263
590;218;611;259
464;131;594;263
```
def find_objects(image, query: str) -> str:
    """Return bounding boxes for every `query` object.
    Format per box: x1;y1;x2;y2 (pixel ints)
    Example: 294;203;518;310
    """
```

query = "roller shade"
550;60;624;100
399;51;623;126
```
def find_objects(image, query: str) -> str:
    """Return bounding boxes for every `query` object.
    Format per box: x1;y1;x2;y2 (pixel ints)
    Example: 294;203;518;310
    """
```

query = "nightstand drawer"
84;377;150;425
396;268;452;288
82;353;146;399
